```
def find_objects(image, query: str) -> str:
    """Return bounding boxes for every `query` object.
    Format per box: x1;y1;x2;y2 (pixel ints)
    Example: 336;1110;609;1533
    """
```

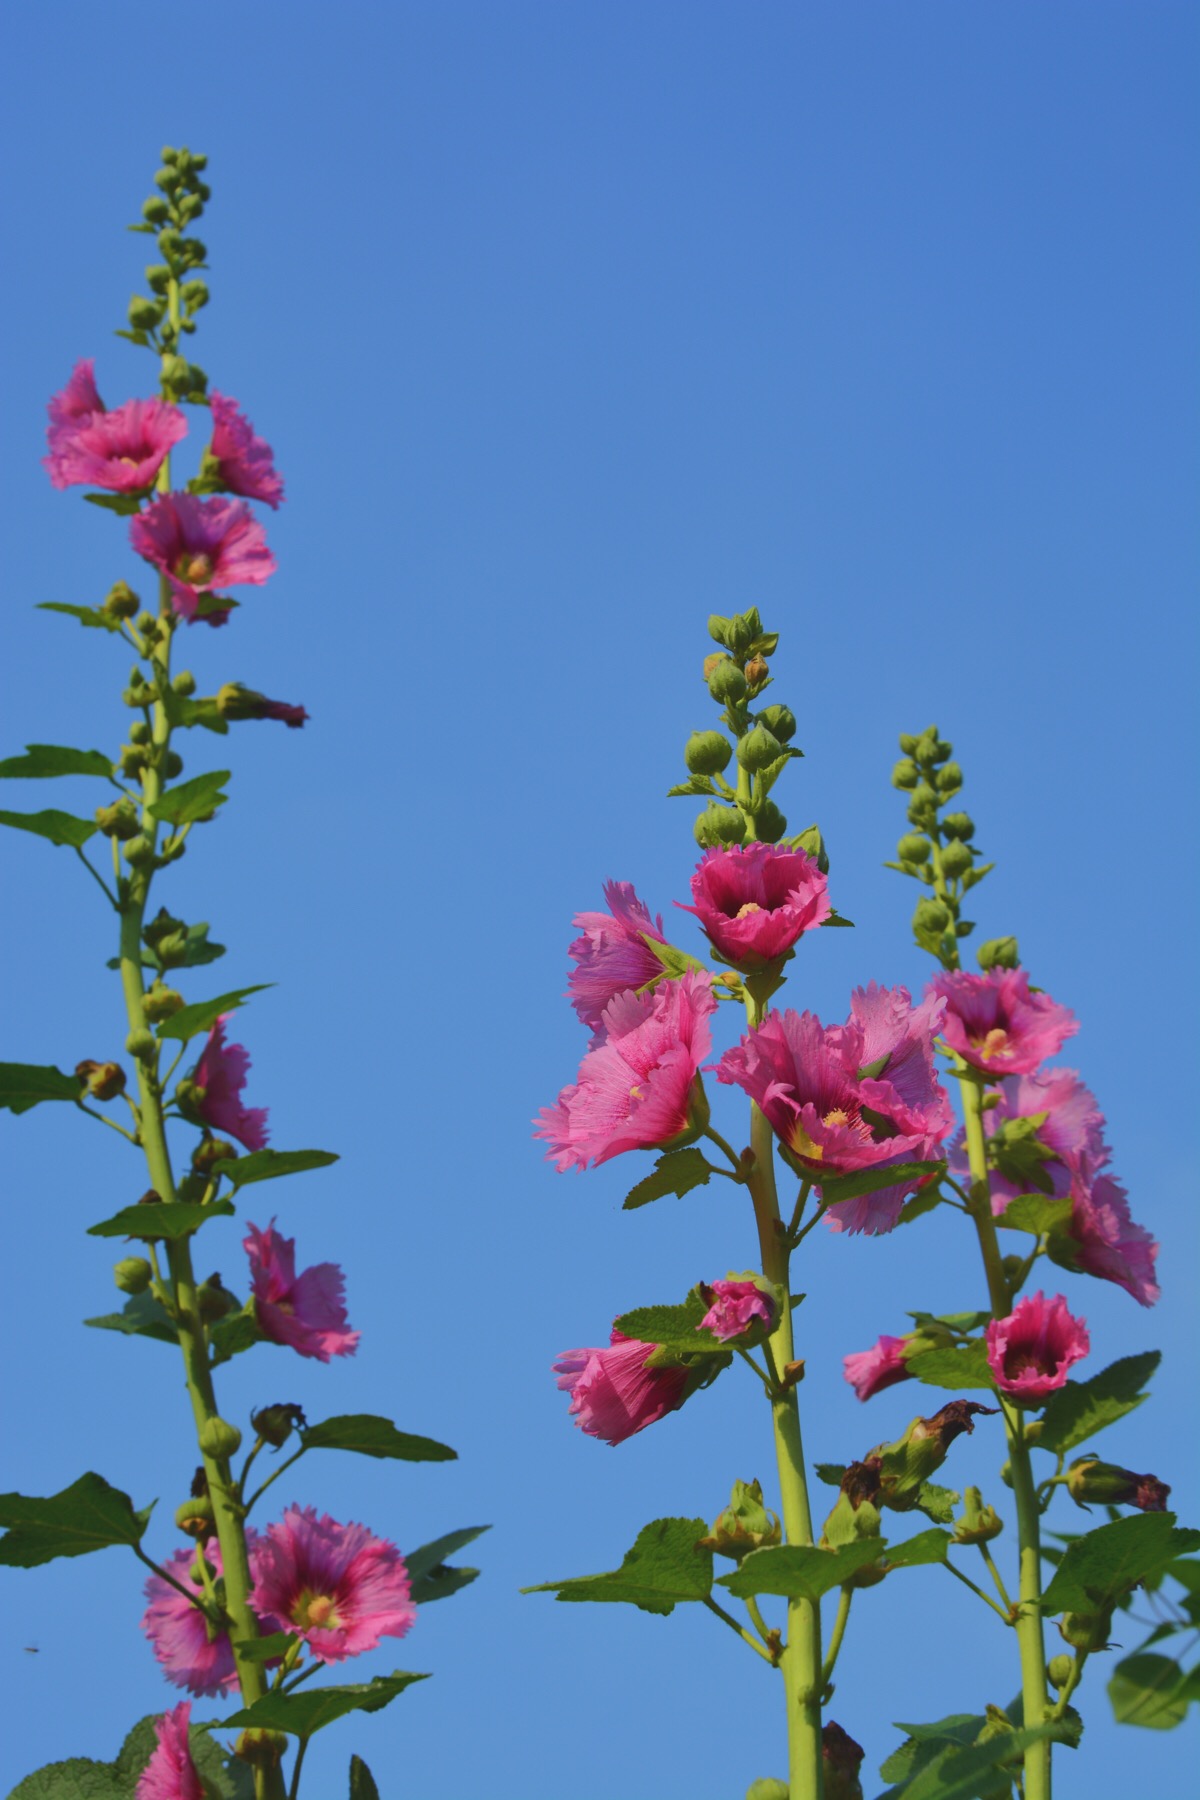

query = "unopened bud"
941;811;975;840
936;761;963;793
101;580;140;621
95;799;141;841
707;657;748;705
74;1059;126;1101
755;800;787;844
700;1479;782;1563
694;803;747;848
129;721;152;746
1001;1254;1027;1287
1059;1609;1114;1653
758;703;796;743
977;936;1020;972
684;730;733;775
251;1402;307;1449
940;839;973;879
142;196;171;224
745;1782;788;1800
896;834;930;864
913;897;951;934
743;654;769;686
114;1257;153;1295
172;670;197;697
197;1415;242;1460
163;749;185;779
175;1495;215;1539
707;615;731;647
898;732;920;754
234;1729;289;1769
192;1137;237;1173
736;726;782;773
118;744;148;779
198;1274;239;1324
891;758;919;790
128;294;163;330
1066;1456;1171;1512
124;835;156;868
142;982;184;1024
1047;1654;1075;1691
124;1028;158;1061
908;781;938;814
953;1486;1004;1545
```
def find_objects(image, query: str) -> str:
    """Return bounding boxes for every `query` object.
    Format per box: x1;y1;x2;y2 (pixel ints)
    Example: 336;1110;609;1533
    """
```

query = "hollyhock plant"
244;1221;360;1361
136;1704;202;1800
700;1278;775;1342
928;966;1078;1077
190;1015;269;1150
536;969;716;1170
843;1333;915;1401
251;1505;415;1662
129;492;275;624
985;1291;1090;1401
567;879;669;1039
948;1066;1107;1211
142;1537;260;1695
208;390;286;508
44;396;187;492
553;1330;693;1444
678;841;831;969
1065;1152;1160;1307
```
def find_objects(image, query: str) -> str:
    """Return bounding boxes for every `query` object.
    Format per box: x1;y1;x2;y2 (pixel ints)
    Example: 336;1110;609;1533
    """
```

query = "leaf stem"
133;1543;216;1617
288;1736;309;1800
244;1445;308;1517
735;1346;777;1395
943;1555;1015;1624
74;1099;140;1144
978;1541;1015;1614
703;1594;778;1663
819;1585;853;1690
74;845;120;908
1050;1650;1088;1721
703;1125;745;1171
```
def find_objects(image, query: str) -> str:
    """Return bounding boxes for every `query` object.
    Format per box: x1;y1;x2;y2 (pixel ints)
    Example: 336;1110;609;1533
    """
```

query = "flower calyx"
699;1479;782;1563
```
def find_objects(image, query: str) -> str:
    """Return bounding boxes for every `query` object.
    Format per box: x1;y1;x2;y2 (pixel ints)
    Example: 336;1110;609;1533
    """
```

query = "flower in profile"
130;493;275;625
252;1505;415;1662
136;1703;202;1800
244;1221;359;1362
1064;1152;1160;1307
191;1015;268;1151
536;970;716;1171
142;1537;261;1694
45;397;187;492
843;1334;914;1401
216;683;309;728
46;358;103;440
1065;1456;1170;1512
985;1291;1089;1401
928;966;1078;1077
208;391;285;509
553;1331;693;1444
699;1278;775;1342
948;1066;1106;1213
678;842;831;969
567;880;669;1039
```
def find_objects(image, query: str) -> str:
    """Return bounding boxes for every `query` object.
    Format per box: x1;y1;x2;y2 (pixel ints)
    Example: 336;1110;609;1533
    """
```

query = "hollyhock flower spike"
948;1067;1107;1213
567;880;669;1039
536;969;716;1171
843;1334;915;1402
45;397;187;493
252;1505;415;1662
985;1291;1090;1401
553;1330;692;1444
928;966;1078;1077
129;493;275;625
700;1278;775;1342
190;1015;269;1151
136;1703;202;1800
1065;1152;1160;1307
208;390;286;508
142;1537;260;1695
678;841;831;970
245;1221;359;1362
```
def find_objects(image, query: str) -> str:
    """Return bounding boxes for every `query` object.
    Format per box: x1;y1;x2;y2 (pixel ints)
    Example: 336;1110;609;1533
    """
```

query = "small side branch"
702;1595;778;1663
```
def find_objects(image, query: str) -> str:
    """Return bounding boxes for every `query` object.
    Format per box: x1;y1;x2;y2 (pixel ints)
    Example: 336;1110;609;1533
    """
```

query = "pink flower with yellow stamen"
129;492;275;625
927;967;1077;1077
678;841;830;970
46;397;187;492
252;1505;415;1662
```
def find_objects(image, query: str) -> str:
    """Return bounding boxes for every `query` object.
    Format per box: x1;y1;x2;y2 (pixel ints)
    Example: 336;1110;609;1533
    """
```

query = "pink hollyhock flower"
677;842;831;969
985;1291;1090;1401
252;1505;415;1662
216;683;309;728
191;1016;268;1151
536;970;716;1171
45;397;187;492
208;391;285;509
1065;1152;1160;1307
245;1221;359;1362
567;880;669;1040
553;1330;692;1444
928;967;1078;1077
948;1066;1107;1213
129;493;276;625
699;1278;775;1342
46;358;103;441
136;1703;202;1800
843;1334;915;1401
142;1536;263;1695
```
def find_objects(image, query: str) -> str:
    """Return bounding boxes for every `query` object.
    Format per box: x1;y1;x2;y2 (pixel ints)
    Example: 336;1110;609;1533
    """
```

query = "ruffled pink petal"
136;1703;203;1800
985;1291;1090;1400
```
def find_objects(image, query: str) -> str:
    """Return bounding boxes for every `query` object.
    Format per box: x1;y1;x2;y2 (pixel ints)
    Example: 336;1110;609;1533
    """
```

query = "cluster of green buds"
886;725;1002;968
124;145;211;400
672;609;804;849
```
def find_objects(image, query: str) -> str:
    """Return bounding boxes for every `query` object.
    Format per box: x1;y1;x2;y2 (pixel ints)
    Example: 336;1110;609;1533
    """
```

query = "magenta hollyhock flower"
536;970;716;1171
129;493;276;625
142;1537;262;1695
191;1015;268;1151
567;880;669;1039
948;1066;1107;1213
677;842;831;969
46;397;187;493
244;1221;359;1362
1065;1152;1160;1307
252;1505;415;1662
843;1334;915;1401
699;1279;775;1342
985;1291;1090;1401
216;683;309;728
136;1703;202;1800
928;967;1078;1077
208;391;285;509
46;358;103;438
553;1330;692;1444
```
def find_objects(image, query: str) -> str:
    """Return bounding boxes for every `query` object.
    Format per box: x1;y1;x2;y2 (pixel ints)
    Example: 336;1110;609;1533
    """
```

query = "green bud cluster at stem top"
885;725;1004;969
124;145;211;400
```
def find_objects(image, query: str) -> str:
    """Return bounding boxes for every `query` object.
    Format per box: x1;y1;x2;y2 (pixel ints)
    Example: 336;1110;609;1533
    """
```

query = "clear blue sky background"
0;4;1196;1797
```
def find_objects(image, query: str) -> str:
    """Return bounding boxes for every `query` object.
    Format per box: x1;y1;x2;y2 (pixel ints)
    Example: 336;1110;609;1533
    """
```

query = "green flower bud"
125;1027;158;1060
707;657;748;705
95;798;140;841
114;1256;153;1296
129;721;152;746
180;237;207;265
198;1274;239;1323
1065;1456;1170;1512
977;935;1020;972
142;982;185;1024
743;654;770;688
929;740;954;765
154;165;183;193
941;811;975;840
1058;1609;1114;1653
142;196;171;224
175;1494;214;1539
898;732;920;754
128;294;163;331
181;278;210;311
952;1485;1004;1545
118;744;148;779
873;1401;996;1509
755;800;787;844
172;670;197;697
1047;1655;1075;1691
936;761;963;793
74;1059;126;1101
909;781;937;812
758;704;797;743
124;835;156;868
192;1137;237;1174
197;1415;243;1460
164;750;185;779
915;731;940;763
694;803;747;848
101;579;140;621
896;834;930;864
701;1479;783;1563
940;839;973;878
891;758;919;790
736;726;782;772
746;1782;789;1800
1001;1254;1027;1289
724;608;764;658
684;730;733;775
913;897;951;933
251;1402;307;1449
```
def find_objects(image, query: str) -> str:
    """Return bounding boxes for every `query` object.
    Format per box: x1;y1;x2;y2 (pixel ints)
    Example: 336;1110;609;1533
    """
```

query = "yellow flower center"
735;902;763;918
973;1027;1010;1061
292;1589;339;1629
174;551;214;586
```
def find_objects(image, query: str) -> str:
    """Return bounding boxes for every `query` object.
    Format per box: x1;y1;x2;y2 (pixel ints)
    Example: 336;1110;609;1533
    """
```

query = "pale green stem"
704;1124;744;1171
244;1445;308;1517
820;1585;853;1690
74;845;120;909
978;1541;1015;1614
287;1737;309;1800
745;1595;777;1652
943;1556;1014;1624
703;1595;778;1663
1050;1650;1088;1721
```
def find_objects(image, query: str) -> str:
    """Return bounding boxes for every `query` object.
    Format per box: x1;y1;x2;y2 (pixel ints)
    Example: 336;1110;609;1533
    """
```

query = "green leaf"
350;1758;381;1800
612;1291;728;1357
0;807;98;848
666;774;716;798
0;1474;151;1568
996;1193;1074;1236
879;1713;991;1785
405;1524;490;1604
232;1631;299;1663
7;1717;253;1800
83;491;145;515
815;1160;945;1206
915;1483;961;1526
37;601;122;632
523;1516;714;1615
894;1184;946;1227
0;744;114;780
1037;1352;1161;1456
1041;1513;1200;1615
84;1290;178;1346
719;1538;885;1601
883;1725;1066;1800
301;1414;457;1462
214;1148;340;1188
884;1529;953;1569
147;769;231;825
221;1670;429;1737
906;1340;995;1392
820;908;855;927
87;1199;235;1240
1108;1653;1192;1729
156;983;273;1043
622;1146;712;1210
0;1061;83;1114
109;921;228;974
6;1757;129;1799
209;1305;264;1367
815;1462;847;1488
637;935;710;984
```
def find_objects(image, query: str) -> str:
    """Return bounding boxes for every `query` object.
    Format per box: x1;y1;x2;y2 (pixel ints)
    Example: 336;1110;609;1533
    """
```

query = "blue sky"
0;4;1196;1797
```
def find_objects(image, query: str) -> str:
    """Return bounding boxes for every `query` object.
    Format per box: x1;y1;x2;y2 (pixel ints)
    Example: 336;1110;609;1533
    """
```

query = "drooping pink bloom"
948;1066;1107;1213
208;391;285;508
191;1015;268;1151
45;397;187;492
567;880;669;1039
928;967;1078;1077
700;1278;775;1342
136;1703;202;1800
46;358;103;439
244;1221;359;1362
142;1536;262;1695
536;970;716;1171
677;842;831;969
129;493;276;625
216;683;308;728
553;1330;692;1444
252;1505;415;1662
1065;1152;1160;1307
843;1334;915;1401
985;1291;1090;1401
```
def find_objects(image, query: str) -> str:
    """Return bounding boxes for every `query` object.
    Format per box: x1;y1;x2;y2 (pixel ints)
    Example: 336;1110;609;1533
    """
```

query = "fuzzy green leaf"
906;1340;994;1392
1042;1513;1200;1615
637;936;710;983
37;601;122;632
5;1757;129;1799
209;1305;263;1367
523;1516;713;1615
406;1524;490;1604
622;1147;712;1210
0;1474;151;1568
816;1160;944;1206
996;1193;1074;1236
0;807;98;848
301;1414;457;1463
612;1291;728;1357
0;744;114;780
221;1671;429;1737
666;774;716;798
915;1483;962;1526
146;769;231;825
1037;1352;1161;1456
214;1148;339;1188
155;983;273;1043
87;1199;235;1240
232;1631;299;1663
84;1291;178;1346
0;1061;83;1114
719;1538;885;1600
814;1462;847;1488
349;1759;381;1800
83;491;145;515
884;1529;953;1569
1108;1653;1192;1730
880;1724;1067;1800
